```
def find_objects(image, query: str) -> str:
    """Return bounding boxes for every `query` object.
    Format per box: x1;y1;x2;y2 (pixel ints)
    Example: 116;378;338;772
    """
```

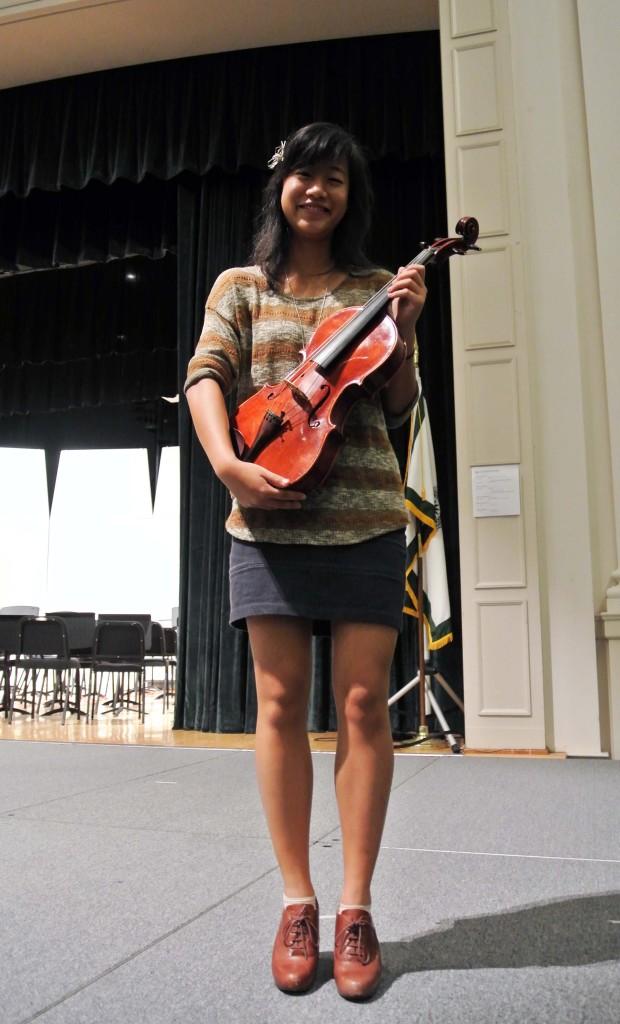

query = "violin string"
284;242;441;378
308;247;436;368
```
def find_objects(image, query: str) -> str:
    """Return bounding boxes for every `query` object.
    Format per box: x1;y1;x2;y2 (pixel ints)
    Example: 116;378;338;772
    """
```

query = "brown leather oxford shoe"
333;908;382;1000
271;902;319;993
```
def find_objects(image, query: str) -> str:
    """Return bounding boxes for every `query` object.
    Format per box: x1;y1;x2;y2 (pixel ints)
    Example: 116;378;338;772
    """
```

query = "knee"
257;677;308;730
340;682;388;731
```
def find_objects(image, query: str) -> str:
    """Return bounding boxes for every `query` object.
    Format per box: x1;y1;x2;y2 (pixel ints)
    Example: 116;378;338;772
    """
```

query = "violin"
230;216;479;492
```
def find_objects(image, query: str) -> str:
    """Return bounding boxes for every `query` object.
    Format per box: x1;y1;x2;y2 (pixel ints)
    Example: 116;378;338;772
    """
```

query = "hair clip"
267;140;286;169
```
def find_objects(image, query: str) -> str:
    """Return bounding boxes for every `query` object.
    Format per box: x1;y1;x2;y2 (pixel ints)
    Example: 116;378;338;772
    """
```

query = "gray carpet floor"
1;740;619;1024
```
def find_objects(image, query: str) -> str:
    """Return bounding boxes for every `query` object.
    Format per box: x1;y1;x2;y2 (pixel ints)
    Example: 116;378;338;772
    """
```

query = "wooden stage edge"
0;708;566;758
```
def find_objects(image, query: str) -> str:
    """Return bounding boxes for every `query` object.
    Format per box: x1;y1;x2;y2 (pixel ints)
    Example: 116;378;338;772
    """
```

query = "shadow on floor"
376;891;620;995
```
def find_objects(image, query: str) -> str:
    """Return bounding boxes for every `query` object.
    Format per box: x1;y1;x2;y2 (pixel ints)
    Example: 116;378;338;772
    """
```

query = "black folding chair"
0;614;22;719
97;613;152;649
47;612;96;666
145;622;176;712
8;616;82;725
88;620;146;723
145;618;169;708
163;626;177;711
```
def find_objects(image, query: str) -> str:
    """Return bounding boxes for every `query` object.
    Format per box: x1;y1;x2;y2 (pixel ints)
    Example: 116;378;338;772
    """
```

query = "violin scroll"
455;216;479;248
425;216;480;266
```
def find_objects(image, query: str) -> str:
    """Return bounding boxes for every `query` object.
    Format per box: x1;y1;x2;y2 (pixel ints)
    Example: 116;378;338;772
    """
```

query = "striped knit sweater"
184;265;410;545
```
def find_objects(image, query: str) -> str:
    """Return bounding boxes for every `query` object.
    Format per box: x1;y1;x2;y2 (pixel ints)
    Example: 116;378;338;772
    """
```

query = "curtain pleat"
0;177;176;275
175;171;263;733
0;33;443;197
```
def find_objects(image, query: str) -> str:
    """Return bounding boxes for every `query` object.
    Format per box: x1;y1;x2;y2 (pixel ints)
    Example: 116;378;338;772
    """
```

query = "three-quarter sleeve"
184;270;243;396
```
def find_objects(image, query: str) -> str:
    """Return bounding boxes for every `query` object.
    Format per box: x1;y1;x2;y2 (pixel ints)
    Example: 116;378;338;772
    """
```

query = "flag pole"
413;340;428;742
416;528;428;740
388;343;462;751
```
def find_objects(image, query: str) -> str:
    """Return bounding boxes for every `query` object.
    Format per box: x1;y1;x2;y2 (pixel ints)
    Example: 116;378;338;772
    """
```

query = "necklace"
285;272;330;342
304;265;336;277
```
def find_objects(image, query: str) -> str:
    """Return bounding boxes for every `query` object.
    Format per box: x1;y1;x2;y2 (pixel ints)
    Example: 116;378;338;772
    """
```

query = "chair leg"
87;668;93;722
7;667;16;724
75;668;82;721
62;669;70;726
31;668;38;718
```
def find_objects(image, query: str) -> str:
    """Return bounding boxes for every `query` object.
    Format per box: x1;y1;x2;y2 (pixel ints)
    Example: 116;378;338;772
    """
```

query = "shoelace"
283;911;318;957
335;917;373;965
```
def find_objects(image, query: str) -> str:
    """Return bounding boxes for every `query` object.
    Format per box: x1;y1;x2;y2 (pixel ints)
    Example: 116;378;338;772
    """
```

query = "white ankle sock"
283;894;317;908
338;902;372;913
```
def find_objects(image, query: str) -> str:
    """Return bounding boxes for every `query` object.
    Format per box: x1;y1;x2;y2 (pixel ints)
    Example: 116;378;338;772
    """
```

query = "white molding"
450;0;495;38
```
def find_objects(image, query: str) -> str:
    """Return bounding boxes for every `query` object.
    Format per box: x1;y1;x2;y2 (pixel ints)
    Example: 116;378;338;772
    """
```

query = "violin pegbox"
425;216;480;266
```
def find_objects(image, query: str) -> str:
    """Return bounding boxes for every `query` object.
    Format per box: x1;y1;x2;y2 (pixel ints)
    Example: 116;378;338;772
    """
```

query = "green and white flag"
403;376;453;649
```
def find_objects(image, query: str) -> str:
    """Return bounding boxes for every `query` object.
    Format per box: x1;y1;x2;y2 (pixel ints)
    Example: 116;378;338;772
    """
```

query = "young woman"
185;122;426;1000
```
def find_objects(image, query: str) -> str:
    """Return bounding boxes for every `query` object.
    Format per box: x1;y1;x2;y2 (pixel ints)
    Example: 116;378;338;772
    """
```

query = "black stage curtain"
0;254;177;417
175;156;462;733
0;28;462;733
0;177;176;275
176;170;263;732
0;33;443;197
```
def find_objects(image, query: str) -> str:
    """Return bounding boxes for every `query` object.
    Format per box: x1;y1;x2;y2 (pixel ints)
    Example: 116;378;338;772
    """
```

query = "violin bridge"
244;410;286;462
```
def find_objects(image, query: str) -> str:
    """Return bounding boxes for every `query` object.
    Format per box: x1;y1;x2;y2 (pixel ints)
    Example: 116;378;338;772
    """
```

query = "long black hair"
251;122;375;289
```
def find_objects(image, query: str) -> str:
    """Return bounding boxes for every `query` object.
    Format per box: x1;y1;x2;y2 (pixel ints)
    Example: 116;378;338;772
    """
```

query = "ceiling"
0;0;439;90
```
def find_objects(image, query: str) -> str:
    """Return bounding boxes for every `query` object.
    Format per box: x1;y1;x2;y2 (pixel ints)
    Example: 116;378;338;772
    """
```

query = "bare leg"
247;615;315;897
331;621;397;906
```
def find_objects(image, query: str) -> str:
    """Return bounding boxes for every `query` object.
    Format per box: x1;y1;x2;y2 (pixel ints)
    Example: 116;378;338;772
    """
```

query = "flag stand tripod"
388;532;464;754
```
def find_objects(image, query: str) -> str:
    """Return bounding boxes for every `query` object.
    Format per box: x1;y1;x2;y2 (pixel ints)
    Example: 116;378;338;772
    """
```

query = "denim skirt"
229;529;406;636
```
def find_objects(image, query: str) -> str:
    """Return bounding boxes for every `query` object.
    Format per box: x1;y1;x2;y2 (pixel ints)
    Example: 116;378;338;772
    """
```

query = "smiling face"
280;159;349;243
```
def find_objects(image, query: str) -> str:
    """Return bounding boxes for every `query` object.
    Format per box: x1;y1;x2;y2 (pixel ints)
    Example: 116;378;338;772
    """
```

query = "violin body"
230;307;404;492
229;217;480;493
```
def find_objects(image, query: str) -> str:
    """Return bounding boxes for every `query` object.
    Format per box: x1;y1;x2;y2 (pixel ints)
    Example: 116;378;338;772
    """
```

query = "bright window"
0;447;48;610
46;448;179;621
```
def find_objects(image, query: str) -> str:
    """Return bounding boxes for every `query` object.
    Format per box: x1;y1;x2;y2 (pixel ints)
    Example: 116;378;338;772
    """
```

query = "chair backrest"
0;614;23;655
163;627;177;656
94;621;145;661
18;616;69;659
0;605;39;615
47;612;96;652
98;613;152;647
146;621;166;655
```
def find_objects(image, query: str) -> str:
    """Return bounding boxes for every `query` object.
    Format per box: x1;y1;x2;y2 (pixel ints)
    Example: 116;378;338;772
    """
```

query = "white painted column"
438;0;546;750
506;0;610;756
576;0;620;758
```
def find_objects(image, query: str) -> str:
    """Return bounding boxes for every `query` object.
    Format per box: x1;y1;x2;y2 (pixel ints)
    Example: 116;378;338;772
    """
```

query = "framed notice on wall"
471;464;521;518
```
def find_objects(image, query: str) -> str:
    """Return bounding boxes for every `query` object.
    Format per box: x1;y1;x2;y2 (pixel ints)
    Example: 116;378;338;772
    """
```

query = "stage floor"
0;740;616;1024
0;690;562;758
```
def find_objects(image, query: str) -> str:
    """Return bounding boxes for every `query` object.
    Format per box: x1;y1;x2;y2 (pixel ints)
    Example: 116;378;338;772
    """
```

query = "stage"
0;739;617;1023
